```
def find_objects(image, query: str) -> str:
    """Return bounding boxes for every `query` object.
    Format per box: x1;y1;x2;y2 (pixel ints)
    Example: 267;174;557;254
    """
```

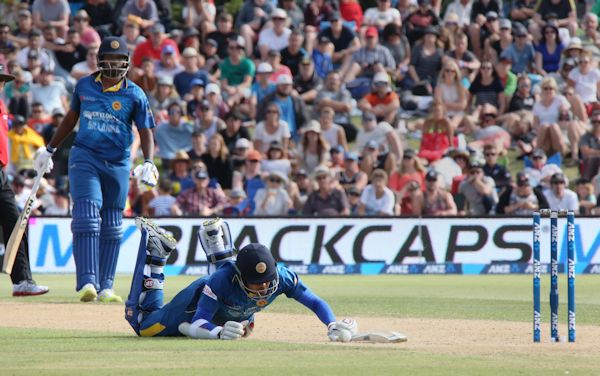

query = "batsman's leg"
125;217;176;335
98;208;124;302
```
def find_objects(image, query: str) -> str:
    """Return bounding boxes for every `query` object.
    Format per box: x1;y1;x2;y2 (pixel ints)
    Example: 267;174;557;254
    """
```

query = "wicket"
532;209;575;343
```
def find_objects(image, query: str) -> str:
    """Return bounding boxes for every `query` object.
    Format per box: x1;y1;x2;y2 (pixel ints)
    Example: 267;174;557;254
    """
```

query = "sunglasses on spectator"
542;86;555;91
316;175;328;181
485;153;496;157
481;65;492;70
247;159;259;163
269;178;282;183
402;155;413;160
532;156;544;160
348;191;360;196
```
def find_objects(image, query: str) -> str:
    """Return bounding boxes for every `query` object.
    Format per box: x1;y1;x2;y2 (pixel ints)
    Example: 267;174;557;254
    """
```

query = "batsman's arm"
138;128;154;162
47;110;79;150
293;287;336;326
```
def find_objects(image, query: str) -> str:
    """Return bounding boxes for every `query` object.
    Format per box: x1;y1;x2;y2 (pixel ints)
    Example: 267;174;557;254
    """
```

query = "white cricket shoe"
79;283;97;302
98;289;123;303
12;281;49;297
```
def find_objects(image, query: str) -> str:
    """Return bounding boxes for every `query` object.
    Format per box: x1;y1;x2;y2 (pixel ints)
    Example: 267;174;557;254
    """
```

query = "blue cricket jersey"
71;73;155;161
192;263;315;327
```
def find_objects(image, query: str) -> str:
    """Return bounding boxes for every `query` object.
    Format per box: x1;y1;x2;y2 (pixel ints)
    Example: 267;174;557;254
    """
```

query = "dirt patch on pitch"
1;302;600;356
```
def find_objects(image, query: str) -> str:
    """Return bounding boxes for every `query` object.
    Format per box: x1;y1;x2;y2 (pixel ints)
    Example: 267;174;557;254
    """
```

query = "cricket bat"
2;173;43;275
351;331;408;343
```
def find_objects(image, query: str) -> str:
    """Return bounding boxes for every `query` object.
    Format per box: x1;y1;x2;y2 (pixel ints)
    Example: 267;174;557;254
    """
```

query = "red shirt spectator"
132;23;179;67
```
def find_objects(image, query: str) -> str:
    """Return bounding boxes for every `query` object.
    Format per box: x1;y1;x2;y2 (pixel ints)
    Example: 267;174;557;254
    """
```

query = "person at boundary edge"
33;36;157;303
0;64;48;297
125;217;358;342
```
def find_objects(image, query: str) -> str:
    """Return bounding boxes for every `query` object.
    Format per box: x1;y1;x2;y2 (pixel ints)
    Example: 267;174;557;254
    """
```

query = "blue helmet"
234;243;279;302
97;36;129;79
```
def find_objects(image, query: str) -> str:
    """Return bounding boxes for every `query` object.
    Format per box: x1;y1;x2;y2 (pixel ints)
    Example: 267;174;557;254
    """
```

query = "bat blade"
351;331;408;343
2;174;43;275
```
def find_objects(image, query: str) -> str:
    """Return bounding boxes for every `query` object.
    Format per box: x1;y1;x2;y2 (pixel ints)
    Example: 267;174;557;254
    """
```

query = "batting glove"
327;318;358;342
219;321;245;340
133;160;159;192
242;319;254;338
33;146;55;175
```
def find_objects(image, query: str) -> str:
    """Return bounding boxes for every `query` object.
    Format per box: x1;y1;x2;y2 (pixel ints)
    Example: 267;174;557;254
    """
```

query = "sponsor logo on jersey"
144;279;154;288
112;100;122;111
202;284;218;301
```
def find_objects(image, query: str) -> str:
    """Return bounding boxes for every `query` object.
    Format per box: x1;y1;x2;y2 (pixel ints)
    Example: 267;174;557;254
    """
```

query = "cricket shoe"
12;281;49;297
79;283;98;302
135;217;177;258
98;289;123;303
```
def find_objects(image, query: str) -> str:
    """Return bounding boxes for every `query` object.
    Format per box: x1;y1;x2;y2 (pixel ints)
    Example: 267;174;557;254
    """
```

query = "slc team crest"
112;100;122;111
256;299;268;307
110;40;120;49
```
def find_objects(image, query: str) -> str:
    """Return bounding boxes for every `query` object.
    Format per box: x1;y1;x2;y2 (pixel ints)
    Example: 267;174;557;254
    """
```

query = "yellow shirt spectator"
8;116;45;172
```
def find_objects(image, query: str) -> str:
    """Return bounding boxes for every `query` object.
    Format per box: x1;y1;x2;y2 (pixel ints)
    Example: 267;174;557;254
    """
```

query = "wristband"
47;145;57;154
144;159;154;164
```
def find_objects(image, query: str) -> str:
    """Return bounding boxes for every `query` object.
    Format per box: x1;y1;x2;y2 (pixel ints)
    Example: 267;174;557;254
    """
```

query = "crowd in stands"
3;0;600;217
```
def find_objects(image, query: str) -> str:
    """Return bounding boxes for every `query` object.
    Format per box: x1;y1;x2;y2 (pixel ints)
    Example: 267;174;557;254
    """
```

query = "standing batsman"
124;217;357;342
0;64;48;297
34;37;157;302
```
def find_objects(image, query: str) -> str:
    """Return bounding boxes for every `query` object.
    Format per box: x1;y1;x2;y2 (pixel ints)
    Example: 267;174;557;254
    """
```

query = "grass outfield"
1;274;599;375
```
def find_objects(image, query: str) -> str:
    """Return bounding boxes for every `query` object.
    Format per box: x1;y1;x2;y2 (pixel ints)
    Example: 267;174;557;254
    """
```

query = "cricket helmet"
97;36;130;80
235;243;279;301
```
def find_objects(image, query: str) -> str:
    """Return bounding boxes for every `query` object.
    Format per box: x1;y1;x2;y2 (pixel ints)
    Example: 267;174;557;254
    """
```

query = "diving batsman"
33;37;158;302
125;217;357;342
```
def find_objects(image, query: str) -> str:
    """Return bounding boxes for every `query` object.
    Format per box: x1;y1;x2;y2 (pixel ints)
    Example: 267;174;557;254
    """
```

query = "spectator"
120;0;159;29
468;60;505;113
543;172;578;212
413;169;458;216
405;0;440;45
204;83;229;119
50;29;88;75
70;45;99;80
122;19;146;53
258;74;309;138
535;23;564;76
175;169;227;216
418;101;455;163
257;8;291;59
359;169;395;215
317;105;349;151
338;151;368;191
341;26;395;83
496;171;549;214
267;49;292;84
132;23;179;68
363;0;401;31
315;72;354;141
236;0;274;57
193;99;226;142
232;149;266;213
201;133;234;189
4;69;31;119
221;188;251;216
261;140;292;177
389;148;425;193
317;11;360;68
84;0;114;29
13;9;34;45
8;115;44;174
532;0;577;38
155;102;194;165
148;178;180;216
16;29;54;71
72;10;100;48
580;13;600;58
312;35;334;80
169;150;195;195
219;110;251;152
219;36;255;102
575;178;597;214
458;158;498;215
510;0;536;26
445;0;473;28
522;148;563;188
303;0;334;45
303;165;350;216
27;102;49;132
254;171;291;215
32;0;70;39
485;18;514;63
461;103;511;152
482;144;511;192
381;23;411;88
173;47;209;100
133;57;158;94
347;185;362;215
254;102;290;156
579;112;600;180
43;188;70;215
358;72;400;124
495;54;517;101
206;13;236;59
502;26;536;74
567;50;600;114
289;168;313;212
434;60;467;130
298;120;330;173
185;78;206;117
40;108;64;144
329;145;345;172
280;30;309;77
149;76;179;123
182;0;216;36
469;0;501;57
251;62;276;108
231;138;250;170
408;26;444;91
31;67;67;114
187;131;207;161
293;56;320;105
355;111;403;162
154;45;184;81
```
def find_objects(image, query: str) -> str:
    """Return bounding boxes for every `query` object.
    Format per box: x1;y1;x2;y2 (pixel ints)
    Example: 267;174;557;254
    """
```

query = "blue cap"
98;36;129;57
190;78;205;87
344;152;358;161
162;44;175;55
236;243;277;284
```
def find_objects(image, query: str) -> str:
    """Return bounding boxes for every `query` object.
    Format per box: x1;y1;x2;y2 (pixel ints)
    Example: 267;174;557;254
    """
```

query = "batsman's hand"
241;319;254;338
33;146;54;175
328;318;358;343
219;321;245;340
133;160;159;192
